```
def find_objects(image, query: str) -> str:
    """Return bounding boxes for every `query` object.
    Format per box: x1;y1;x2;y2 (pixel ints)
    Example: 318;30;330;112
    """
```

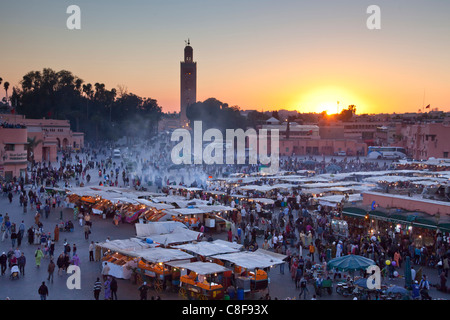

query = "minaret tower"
180;39;197;127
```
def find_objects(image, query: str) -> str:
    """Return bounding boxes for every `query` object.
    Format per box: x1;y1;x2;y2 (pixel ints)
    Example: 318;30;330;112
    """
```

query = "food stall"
134;247;194;292
96;238;153;279
166;261;230;300
213;249;286;298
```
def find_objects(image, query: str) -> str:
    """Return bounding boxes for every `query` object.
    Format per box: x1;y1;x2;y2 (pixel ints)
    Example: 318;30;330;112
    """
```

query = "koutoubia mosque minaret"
180;39;197;127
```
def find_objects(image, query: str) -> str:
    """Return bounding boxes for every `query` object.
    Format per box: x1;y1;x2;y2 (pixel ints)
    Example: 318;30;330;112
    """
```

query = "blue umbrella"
327;254;376;272
354;278;369;289
385;285;408;295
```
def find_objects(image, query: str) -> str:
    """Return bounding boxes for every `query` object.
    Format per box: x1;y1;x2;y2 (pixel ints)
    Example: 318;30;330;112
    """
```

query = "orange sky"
0;1;449;115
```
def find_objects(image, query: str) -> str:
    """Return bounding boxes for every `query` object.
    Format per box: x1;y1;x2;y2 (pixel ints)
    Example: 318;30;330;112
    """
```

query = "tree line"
4;68;162;142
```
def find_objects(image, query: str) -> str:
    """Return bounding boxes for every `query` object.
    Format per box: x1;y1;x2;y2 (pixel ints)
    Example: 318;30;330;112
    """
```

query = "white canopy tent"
144;227;203;245
135;221;187;237
213;249;286;270
172;240;242;257
165;261;230;275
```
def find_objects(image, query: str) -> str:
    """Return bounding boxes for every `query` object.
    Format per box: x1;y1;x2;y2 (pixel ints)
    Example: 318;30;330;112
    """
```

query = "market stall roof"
362;176;440;184
196;205;236;212
144;227;203;245
135;199;175;210
135;221;187;237
166;261;230;275
211;239;243;251
238;185;273;192
172;240;242;257
138;247;194;263
169;186;203;192
300;181;362;189
167;208;208;216
213;249;286;270
153;195;189;203
248;198;275;205
96;238;153;254
316;194;363;206
110;197;140;204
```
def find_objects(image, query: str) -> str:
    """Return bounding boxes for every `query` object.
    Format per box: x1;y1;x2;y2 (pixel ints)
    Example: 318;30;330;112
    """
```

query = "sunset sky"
0;0;449;115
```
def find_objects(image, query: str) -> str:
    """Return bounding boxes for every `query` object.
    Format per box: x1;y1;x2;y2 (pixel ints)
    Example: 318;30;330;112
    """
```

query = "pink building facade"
0;124;28;180
280;138;367;157
398;122;450;160
362;192;450;216
0;114;85;180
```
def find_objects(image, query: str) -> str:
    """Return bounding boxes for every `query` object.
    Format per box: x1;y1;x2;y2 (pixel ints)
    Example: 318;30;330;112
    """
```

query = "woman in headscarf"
104;276;112;300
35;247;44;268
54;225;59;242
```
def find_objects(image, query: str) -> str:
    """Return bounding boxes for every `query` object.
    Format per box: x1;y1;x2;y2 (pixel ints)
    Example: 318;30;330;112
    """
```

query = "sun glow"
292;86;368;115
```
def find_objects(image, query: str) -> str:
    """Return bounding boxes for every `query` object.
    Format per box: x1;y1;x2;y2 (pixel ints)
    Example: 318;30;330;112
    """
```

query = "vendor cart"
168;261;229;300
179;274;224;300
135;259;174;293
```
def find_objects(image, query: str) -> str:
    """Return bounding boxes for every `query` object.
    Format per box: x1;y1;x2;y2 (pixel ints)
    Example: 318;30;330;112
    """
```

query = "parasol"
327;254;376;272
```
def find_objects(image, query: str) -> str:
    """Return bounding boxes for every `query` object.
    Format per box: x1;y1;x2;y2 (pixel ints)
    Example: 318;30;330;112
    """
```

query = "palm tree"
27;136;43;162
3;81;9;103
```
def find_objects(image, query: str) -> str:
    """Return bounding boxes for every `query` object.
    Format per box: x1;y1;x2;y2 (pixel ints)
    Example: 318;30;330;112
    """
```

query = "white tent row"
168;186;203;192
279;177;332;183
96;238;154;254
316;194;363;206
165;261;231;275
142;227;203;245
172;240;242;257
363;175;440;184
226;177;261;184
134;199;175;210
138;247;194;263
238;185;273;192
248;198;275;205
300;181;362;189
213;249;287;270
135;221;188;237
196;205;236;212
165;208;208;216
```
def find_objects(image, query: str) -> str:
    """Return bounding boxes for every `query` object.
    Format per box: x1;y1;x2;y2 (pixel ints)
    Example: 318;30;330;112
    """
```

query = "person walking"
10;230;17;248
93;277;102;300
110;276;118;300
18;252;26;276
54;225;59;242
38;281;49;300
0;252;7;275
71;253;80;267
57;253;65;275
35;247;44;268
89;241;95;262
102;262;110;281
84;224;91;240
299;276;309;300
47;259;55;283
104;276;111;300
18;221;25;247
138;282;150;300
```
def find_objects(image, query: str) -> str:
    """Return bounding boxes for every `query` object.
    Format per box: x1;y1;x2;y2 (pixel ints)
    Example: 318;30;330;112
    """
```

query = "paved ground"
0;153;447;300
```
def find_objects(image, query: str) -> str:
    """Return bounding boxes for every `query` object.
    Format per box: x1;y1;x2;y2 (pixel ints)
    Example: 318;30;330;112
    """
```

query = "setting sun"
290;86;369;115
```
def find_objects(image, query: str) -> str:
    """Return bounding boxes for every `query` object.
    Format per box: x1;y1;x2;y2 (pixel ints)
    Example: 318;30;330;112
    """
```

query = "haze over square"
0;0;449;114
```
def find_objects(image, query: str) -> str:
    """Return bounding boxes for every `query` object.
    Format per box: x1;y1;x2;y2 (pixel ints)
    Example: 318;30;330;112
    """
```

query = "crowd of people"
0;138;449;300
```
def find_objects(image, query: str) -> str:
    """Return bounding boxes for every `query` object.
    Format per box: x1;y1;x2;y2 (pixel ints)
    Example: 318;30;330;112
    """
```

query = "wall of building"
399;123;450;160
280;138;367;156
0;126;28;180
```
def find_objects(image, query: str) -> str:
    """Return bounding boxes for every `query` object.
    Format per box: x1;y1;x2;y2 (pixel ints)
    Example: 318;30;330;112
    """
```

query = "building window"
444;152;449;159
4;144;14;151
